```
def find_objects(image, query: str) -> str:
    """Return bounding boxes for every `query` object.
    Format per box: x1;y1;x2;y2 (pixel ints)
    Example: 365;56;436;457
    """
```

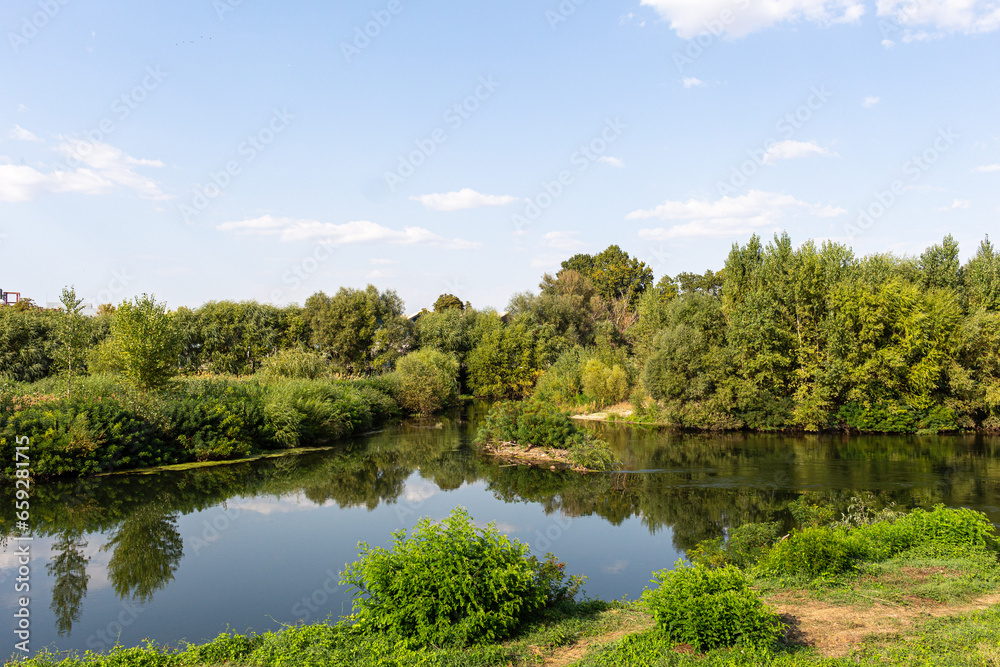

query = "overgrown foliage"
340;507;584;647
644;563;784;653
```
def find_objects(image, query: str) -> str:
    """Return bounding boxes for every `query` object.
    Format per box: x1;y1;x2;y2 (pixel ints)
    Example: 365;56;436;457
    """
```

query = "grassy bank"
0;374;401;479
8;502;1000;667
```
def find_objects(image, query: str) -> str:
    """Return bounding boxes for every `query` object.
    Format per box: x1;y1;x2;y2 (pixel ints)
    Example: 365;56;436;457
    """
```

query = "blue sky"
1;0;998;312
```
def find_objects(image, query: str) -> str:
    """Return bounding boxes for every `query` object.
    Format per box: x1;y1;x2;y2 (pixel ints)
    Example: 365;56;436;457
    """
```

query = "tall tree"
561;245;653;305
57;286;87;397
105;294;181;390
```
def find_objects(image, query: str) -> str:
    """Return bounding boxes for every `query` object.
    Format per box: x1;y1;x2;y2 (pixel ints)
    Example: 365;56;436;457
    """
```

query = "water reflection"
2;407;1000;643
104;504;183;603
47;531;89;637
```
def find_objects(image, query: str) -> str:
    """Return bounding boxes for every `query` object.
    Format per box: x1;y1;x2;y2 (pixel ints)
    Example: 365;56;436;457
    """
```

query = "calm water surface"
4;405;1000;655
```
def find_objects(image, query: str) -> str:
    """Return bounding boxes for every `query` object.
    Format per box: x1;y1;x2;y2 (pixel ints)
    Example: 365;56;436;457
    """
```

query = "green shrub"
258;348;331;380
644;562;783;652
392;349;459;415
340;507;583;647
0;394;177;477
759;526;861;579
161;380;269;460
532;347;587;406
690;522;783;569
475;400;619;470
581;358;629;407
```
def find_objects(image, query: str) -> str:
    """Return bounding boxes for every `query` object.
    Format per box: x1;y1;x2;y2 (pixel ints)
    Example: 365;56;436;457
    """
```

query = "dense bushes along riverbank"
7;502;1000;666
4;234;1000;443
0;374;401;478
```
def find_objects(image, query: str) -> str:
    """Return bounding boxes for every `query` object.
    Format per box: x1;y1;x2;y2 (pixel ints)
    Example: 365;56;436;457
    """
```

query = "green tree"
104;294;181;390
962;236;1000;312
0;307;56;381
919;234;961;292
47;531;90;637
561;244;653;305
57;286;88;397
394;349;460;414
433;293;465;312
304;285;412;375
467;312;557;399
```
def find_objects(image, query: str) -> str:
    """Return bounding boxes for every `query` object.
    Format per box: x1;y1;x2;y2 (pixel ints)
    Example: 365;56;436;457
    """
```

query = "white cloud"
877;0;1000;36
641;0;865;38
0;138;167;202
862;96;881;107
972;164;1000;173
56;138;168;200
937;198;971;210
370;258;399;265
410;188;522;212
628;189;847;239
543;230;586;251
682;76;706;88
597;156;625;168
218;215;480;250
9;125;42;142
530;254;564;269
763;140;835;164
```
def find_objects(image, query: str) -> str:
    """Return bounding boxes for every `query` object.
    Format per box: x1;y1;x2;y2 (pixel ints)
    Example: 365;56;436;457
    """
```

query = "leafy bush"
0;393;177;477
391;349;459;415
340;507;584;647
160;380;270;460
262;380;386;448
581;358;629;407
689;522;782;569
644;562;783;652
532;347;587;405
475;400;619;470
759;526;861;579
258;348;331;380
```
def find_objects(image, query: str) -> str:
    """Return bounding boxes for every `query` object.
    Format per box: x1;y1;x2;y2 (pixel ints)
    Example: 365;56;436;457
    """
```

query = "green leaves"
644;562;783;653
106;294;181;391
339;507;581;647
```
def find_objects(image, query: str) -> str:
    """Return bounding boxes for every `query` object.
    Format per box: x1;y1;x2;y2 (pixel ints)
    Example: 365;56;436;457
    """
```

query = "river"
3;404;1000;654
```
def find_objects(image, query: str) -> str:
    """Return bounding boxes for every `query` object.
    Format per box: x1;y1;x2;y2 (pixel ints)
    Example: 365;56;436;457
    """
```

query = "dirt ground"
770;589;1000;658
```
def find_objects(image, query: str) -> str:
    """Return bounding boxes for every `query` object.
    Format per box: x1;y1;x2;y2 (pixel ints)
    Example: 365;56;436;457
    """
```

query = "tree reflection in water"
47;530;90;637
103;503;183;603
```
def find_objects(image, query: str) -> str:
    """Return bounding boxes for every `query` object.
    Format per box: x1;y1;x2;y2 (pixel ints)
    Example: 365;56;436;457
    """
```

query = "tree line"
2;235;999;432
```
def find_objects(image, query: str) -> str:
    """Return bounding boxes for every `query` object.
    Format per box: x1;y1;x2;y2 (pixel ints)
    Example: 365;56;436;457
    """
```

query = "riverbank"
9;578;1000;666
0;374;402;479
